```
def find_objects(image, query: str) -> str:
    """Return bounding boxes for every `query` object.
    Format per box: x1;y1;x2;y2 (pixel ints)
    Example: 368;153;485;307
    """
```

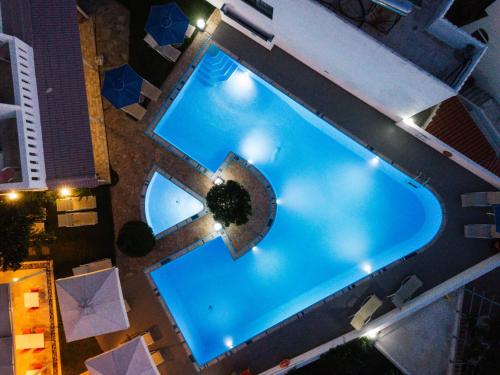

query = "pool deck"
100;8;497;374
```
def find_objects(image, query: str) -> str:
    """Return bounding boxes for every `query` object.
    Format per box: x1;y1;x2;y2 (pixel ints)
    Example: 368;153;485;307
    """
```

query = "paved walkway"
98;8;497;374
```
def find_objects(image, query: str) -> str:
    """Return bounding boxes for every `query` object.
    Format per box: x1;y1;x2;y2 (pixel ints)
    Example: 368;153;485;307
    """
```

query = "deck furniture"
388;275;423;308
142;331;154;346
464;224;500;239
57;212;98;227
150;350;165;366
350;294;383;331
122;103;147;121
0;166;17;183
461;191;500;207
15;333;44;350
185;24;196;38
56;196;97;212
24;292;40;309
72;258;113;276
141;80;162;101
144;33;182;62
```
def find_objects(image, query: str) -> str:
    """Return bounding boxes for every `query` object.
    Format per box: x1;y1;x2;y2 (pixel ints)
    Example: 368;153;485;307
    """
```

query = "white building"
0;29;46;190
207;0;487;121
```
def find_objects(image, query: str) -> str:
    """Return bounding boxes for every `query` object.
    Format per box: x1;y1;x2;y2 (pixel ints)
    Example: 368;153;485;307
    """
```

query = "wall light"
12;278;19;282
213;222;223;231
196;18;206;31
59;186;72;197
6;191;20;201
214;177;224;185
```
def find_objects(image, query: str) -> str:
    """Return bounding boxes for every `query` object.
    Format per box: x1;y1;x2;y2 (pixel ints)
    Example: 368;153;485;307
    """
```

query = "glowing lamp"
361;262;372;274
214;177;224;185
213;222;223;231
59;186;72;197
196;18;206;30
6;191;20;201
364;329;378;339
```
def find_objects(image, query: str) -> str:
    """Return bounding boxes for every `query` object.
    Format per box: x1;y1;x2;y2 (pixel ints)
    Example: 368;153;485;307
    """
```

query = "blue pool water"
145;172;204;235
148;45;443;365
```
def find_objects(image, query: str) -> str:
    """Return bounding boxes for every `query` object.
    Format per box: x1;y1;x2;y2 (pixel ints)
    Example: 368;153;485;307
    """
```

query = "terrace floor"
98;7;497;375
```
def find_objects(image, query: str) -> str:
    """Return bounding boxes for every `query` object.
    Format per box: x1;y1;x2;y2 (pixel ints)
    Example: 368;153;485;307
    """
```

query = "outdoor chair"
141;80;162;101
57;212;98;227
122;103;147;121
72;258;113;276
388;275;423;308
0;166;17;183
144;33;182;62
56;196;97;212
461;191;500;207
150;350;165;366
350;294;383;331
464;224;500;239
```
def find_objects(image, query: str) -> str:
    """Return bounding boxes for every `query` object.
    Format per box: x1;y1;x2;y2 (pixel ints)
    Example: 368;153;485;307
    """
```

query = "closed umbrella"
101;65;143;109
145;3;189;46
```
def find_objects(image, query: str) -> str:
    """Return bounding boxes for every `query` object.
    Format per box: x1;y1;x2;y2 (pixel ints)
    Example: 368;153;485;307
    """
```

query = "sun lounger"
150;350;165;366
464;224;500;239
461;191;500;207
57;212;98;227
72;258;112;276
144;33;182;62
56;196;97;212
388;275;423;308
122;103;147;120
350;294;383;331
185;24;196;38
141;80;162;101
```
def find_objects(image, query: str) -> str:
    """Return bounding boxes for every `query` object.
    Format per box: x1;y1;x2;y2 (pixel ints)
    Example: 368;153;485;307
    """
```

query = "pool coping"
142;40;448;370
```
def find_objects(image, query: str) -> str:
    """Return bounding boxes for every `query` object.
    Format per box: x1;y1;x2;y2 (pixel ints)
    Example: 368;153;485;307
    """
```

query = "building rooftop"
0;0;98;188
316;0;485;89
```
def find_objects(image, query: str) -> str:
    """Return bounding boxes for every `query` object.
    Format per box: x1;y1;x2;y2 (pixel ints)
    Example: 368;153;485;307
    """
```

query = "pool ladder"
411;172;431;187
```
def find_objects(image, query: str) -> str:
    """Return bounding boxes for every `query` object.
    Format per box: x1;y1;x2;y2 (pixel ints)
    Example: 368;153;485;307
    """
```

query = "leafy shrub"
206;180;252;227
116;221;155;257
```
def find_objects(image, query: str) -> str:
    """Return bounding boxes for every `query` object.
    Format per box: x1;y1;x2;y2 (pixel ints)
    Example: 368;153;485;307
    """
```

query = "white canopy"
56;268;129;342
85;336;160;375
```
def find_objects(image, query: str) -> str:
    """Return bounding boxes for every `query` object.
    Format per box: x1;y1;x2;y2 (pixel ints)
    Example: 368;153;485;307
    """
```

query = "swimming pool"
147;44;443;366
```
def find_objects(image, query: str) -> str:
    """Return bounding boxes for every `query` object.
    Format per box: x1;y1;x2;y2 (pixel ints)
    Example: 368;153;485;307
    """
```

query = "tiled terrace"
98;6;496;375
0;261;61;375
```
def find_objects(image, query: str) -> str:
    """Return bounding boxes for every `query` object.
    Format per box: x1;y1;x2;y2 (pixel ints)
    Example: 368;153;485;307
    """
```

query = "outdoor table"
15;333;44;350
24;292;40;308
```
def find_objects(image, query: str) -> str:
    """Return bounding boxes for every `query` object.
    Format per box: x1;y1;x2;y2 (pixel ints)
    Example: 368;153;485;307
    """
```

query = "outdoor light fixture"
364;329;379;340
214;177;224;185
361;262;372;274
6;191;20;201
370;156;380;166
223;336;234;348
12;278;19;282
403;118;417;127
276;198;282;205
196;18;206;30
59;186;72;197
213;222;223;231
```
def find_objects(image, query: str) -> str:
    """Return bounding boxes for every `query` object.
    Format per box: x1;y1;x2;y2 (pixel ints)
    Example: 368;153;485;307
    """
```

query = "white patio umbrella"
56;268;129;342
85;336;160;375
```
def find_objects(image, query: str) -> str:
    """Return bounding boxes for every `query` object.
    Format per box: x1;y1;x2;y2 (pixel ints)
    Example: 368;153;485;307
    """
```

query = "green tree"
117;221;156;257
0;200;35;271
206;180;252;227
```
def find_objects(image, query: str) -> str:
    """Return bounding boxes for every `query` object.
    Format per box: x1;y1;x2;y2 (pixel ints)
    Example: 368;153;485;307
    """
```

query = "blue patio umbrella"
101;64;143;109
145;3;189;46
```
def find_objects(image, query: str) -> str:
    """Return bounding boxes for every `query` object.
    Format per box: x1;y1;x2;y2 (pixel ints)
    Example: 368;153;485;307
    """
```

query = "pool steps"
197;49;237;86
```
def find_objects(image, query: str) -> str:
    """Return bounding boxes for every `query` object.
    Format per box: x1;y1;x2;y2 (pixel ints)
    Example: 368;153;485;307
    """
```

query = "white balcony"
0;33;46;190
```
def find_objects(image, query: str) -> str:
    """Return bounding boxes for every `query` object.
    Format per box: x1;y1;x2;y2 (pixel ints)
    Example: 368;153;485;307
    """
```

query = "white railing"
0;33;46;190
